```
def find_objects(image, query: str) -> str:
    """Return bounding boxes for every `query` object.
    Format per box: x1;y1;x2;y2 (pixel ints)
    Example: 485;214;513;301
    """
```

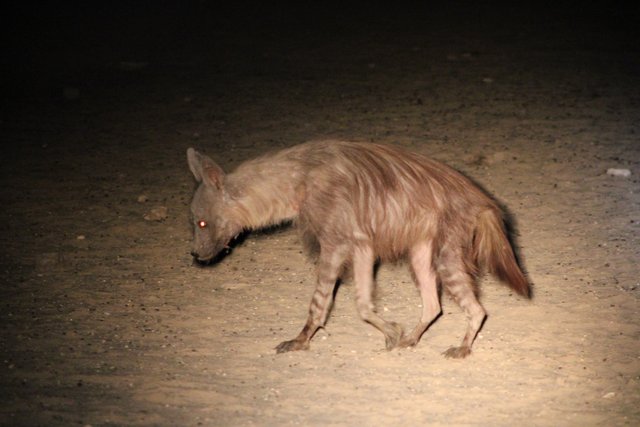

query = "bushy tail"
474;209;531;297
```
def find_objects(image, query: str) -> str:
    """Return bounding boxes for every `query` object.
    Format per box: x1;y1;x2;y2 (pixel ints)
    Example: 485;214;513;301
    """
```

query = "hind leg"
353;243;403;350
438;248;486;358
399;241;441;347
276;243;349;353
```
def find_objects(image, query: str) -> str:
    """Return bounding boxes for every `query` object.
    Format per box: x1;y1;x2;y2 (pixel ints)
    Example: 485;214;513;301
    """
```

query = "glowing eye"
197;220;208;229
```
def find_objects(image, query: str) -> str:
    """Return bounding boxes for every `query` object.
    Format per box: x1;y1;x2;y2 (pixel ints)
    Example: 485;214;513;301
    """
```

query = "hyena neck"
224;157;304;231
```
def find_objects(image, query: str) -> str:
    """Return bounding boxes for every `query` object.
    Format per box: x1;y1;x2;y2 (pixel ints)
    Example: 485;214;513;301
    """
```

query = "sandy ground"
1;4;639;426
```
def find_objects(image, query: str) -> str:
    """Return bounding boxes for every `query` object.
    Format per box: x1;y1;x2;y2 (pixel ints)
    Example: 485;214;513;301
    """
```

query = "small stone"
606;168;631;177
137;194;148;203
77;235;86;240
144;206;168;221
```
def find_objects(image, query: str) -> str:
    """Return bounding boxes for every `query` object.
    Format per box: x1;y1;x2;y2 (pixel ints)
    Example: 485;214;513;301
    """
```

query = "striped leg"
275;244;348;353
353;243;403;350
439;247;486;358
399;241;441;347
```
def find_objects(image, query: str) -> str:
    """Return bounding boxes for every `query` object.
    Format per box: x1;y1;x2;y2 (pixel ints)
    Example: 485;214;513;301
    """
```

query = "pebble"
606;168;631;177
144;206;168;221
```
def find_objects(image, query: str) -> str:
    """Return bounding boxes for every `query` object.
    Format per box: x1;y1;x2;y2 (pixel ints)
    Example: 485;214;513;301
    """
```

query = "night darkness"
2;2;639;425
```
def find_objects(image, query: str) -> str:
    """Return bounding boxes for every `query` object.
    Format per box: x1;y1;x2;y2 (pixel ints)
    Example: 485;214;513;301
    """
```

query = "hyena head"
186;148;241;265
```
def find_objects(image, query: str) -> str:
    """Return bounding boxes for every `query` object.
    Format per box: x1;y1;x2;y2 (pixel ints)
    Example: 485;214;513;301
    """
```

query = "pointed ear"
186;148;225;189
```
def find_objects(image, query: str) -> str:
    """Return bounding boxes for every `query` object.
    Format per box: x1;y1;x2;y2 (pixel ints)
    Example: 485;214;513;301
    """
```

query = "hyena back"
187;140;530;358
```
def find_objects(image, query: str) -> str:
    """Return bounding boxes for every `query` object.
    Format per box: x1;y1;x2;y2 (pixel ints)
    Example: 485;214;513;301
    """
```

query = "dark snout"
189;233;245;267
191;251;213;266
190;247;231;267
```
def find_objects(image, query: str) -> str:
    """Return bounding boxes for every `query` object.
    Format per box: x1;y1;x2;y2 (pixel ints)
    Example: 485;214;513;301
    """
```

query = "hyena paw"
275;339;309;354
442;346;471;359
384;322;404;350
398;335;419;348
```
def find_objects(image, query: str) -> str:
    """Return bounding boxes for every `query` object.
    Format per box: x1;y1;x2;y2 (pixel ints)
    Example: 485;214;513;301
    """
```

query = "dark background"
4;2;638;101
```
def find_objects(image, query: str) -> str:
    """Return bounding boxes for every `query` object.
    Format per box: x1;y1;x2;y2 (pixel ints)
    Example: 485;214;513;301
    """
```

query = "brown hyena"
187;140;530;358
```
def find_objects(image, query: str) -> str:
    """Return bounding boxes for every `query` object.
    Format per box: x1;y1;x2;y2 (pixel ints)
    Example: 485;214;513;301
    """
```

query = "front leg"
276;244;348;353
352;243;403;350
398;240;441;348
275;322;315;353
275;274;336;354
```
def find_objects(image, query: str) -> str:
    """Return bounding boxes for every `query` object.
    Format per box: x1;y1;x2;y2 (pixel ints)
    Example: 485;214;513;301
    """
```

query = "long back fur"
223;140;529;294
